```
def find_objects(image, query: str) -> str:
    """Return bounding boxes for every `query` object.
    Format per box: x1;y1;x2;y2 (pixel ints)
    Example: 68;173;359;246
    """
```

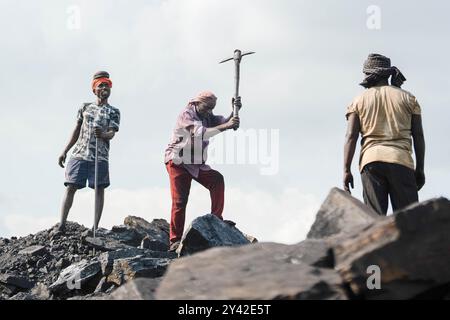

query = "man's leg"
166;162;192;243
195;169;225;219
60;158;87;232
361;162;389;215
94;187;105;231
59;185;78;231
89;161;109;231
387;163;419;212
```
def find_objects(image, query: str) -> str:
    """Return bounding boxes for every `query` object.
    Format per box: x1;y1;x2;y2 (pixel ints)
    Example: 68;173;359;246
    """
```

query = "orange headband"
92;77;112;91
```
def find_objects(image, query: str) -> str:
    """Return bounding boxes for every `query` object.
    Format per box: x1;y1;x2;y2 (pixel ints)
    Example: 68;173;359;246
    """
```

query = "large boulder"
307;188;381;239
177;214;250;257
98;248;176;276
333;198;450;299
108;278;162;300
156;242;348;300
48;259;102;295
18;245;47;257
291;239;334;268
82;236;133;252
0;273;34;290
109;225;146;247
107;257;171;286
82;218;170;252
122;216;170;251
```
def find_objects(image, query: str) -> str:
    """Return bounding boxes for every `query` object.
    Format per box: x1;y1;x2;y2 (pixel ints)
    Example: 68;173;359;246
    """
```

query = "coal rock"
98;248;176;276
156;243;347;300
49;259;102;296
108;278;162;300
307;188;381;239
0;273;34;289
18;245;47;257
177;214;250;257
107;256;171;286
334;197;450;299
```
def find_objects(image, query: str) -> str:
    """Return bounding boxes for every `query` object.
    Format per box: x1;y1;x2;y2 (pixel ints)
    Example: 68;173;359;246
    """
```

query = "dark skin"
343;113;360;193
57;81;116;233
343;79;426;193
58;82;116;168
411;115;426;189
195;96;242;139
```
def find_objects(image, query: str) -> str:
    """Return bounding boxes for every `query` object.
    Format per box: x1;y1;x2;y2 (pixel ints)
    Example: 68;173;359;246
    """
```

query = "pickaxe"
219;49;255;127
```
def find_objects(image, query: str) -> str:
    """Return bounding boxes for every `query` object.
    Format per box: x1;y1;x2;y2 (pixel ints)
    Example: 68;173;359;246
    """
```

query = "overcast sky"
0;0;449;243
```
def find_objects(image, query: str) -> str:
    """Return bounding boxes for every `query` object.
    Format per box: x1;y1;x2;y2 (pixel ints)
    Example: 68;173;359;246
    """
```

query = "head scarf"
360;54;406;88
189;91;217;106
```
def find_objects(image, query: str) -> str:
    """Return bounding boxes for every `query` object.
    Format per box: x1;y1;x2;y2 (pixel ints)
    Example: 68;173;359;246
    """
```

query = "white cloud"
1;186;320;244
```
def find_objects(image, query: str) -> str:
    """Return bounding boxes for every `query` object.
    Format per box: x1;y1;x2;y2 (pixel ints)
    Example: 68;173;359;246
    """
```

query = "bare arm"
94;128;116;141
59;121;82;168
204;117;240;139
204;97;241;139
343;113;361;193
411;114;425;190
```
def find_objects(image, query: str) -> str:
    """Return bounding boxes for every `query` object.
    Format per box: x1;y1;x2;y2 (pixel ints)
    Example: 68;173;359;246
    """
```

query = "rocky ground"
0;187;449;300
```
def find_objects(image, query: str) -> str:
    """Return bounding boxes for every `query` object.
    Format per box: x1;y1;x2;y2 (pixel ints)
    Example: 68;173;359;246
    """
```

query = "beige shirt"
346;85;421;172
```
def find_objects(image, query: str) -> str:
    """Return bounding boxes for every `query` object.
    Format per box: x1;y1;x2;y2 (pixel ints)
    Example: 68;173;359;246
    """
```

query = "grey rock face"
82;236;133;252
98;248;176;276
18;245;47;257
107;256;171;286
307;188;381;239
156;242;347;300
333;198;450;299
177;214;250;257
109;278;162;300
122;216;170;251
0;273;34;289
48;259;102;295
291;239;334;268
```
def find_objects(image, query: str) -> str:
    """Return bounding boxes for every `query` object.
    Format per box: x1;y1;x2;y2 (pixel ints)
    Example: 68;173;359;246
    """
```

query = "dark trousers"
361;162;418;216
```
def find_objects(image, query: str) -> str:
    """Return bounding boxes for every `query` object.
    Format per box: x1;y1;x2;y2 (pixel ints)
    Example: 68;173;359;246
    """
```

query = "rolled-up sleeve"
109;109;121;132
76;105;85;123
408;95;422;115
345;98;360;120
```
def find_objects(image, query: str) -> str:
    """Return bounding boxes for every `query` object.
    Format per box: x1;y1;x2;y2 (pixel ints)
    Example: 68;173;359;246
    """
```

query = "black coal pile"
2;188;450;300
0;216;178;300
0;214;253;300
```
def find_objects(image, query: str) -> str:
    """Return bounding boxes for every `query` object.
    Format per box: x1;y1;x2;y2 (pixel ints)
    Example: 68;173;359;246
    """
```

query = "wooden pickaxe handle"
233;50;242;122
220;49;255;130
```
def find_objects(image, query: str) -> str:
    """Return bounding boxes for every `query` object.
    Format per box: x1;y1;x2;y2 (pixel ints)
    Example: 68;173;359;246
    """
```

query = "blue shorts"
64;158;110;189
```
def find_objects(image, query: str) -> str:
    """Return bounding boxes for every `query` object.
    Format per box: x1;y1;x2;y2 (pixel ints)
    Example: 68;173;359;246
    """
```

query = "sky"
0;0;449;243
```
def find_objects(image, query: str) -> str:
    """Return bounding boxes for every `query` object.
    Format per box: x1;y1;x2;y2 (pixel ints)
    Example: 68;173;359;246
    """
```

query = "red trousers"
166;161;225;243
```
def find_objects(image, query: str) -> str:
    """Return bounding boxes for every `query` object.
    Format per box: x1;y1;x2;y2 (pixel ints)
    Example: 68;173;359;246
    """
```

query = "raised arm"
58;121;82;168
203;117;239;139
343;113;361;193
203;97;242;139
411;114;425;190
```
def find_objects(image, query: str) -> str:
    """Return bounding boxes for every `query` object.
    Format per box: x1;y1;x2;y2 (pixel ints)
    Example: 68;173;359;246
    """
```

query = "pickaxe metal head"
219;49;255;64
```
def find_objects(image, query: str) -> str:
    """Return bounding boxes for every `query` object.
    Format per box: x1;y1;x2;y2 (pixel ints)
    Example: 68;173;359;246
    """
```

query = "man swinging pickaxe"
220;49;255;127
